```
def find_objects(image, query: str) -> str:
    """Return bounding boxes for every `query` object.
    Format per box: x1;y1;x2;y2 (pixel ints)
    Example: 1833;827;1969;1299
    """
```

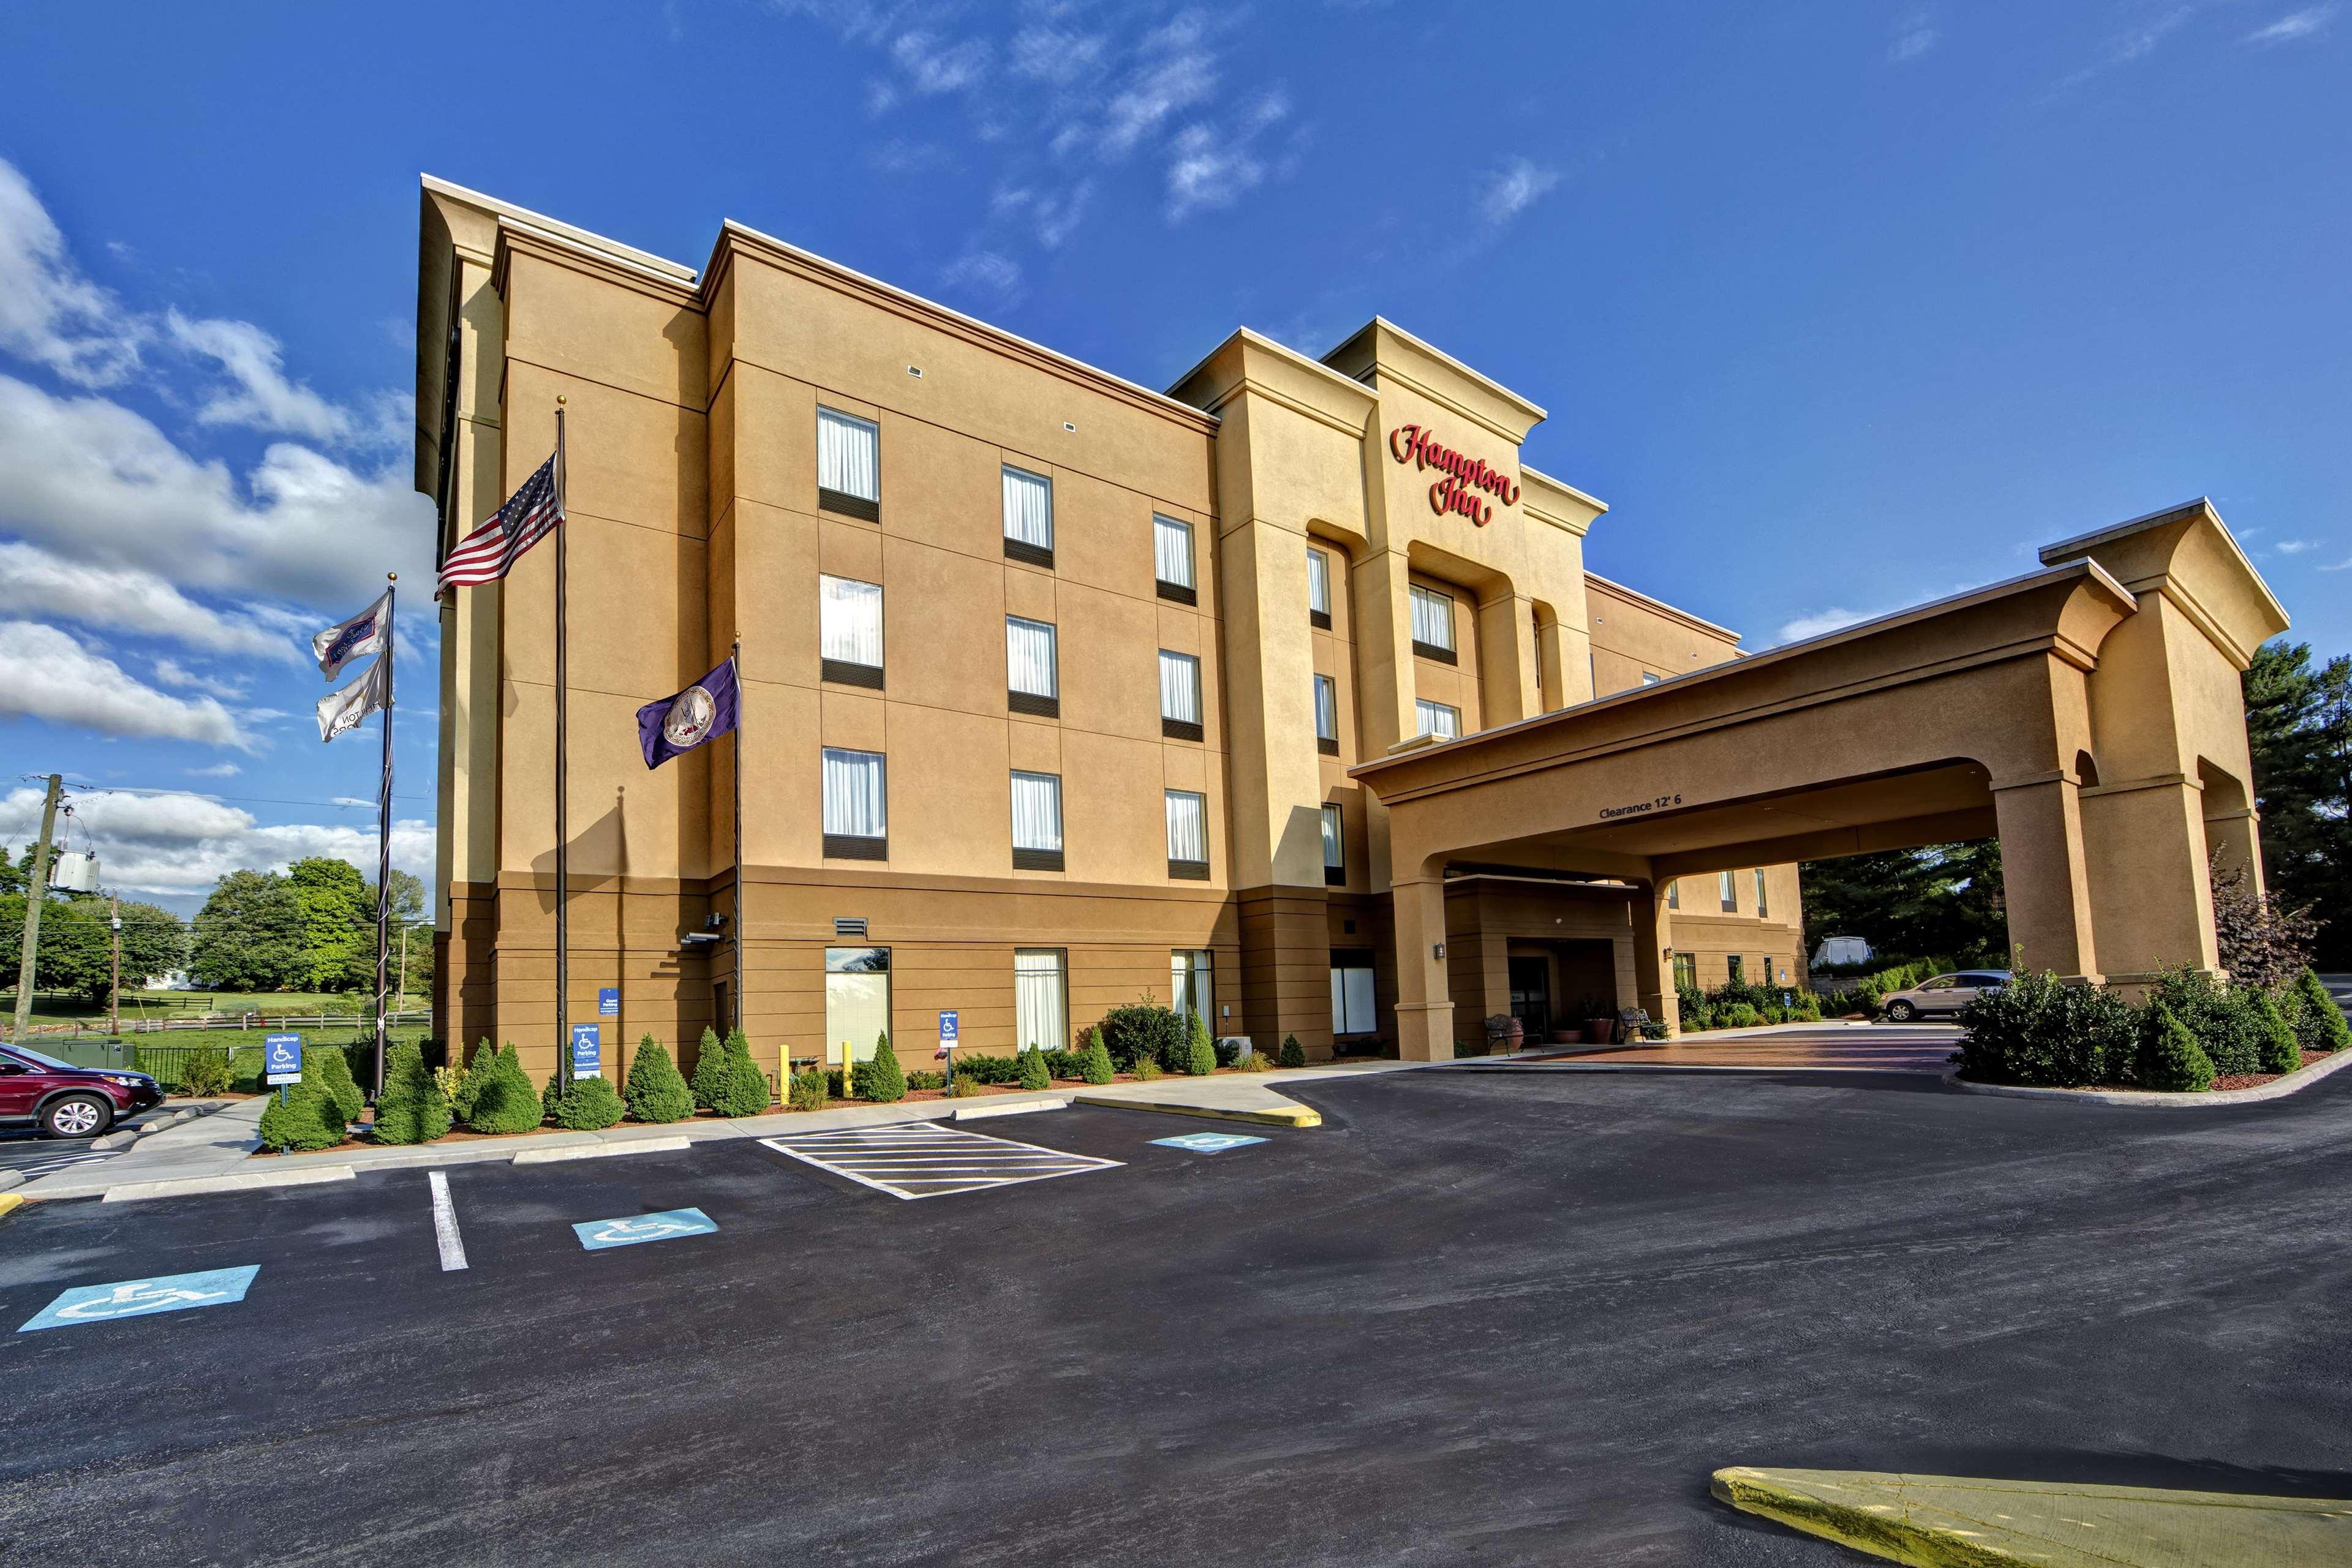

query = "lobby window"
1307;546;1332;628
818;575;884;689
1154;514;1197;605
1165;790;1209;880
1314;674;1340;755
1007;616;1059;718
1672;952;1697;992
1727;954;1745;983
1014;949;1068;1051
1011;770;1063;872
1002;464;1054;568
1719;870;1738;912
1330;948;1377;1035
821;747;887;861
825;946;891;1073
1172;949;1215;1033
1754;869;1769;919
816;408;880;521
1410;584;1457;664
1160;650;1203;741
1415;699;1460;741
1321;802;1344;887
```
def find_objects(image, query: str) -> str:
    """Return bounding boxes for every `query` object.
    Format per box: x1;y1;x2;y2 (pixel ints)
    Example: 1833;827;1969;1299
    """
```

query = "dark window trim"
1004;537;1055;570
818;488;879;523
821;658;884;690
1008;689;1060;718
1156;579;1197;606
1162;717;1203;742
1317;735;1339;756
1167;858;1210;881
824;833;888;861
1012;846;1065;872
1411;638;1457;665
1324;863;1345;887
1310;608;1332;631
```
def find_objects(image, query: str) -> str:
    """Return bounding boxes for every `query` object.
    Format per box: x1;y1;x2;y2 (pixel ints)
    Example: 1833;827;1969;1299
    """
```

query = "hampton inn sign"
1389;423;1520;525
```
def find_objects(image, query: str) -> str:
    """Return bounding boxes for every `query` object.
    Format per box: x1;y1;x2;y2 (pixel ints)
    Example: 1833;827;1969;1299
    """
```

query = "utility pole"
109;893;121;1039
9;774;62;1045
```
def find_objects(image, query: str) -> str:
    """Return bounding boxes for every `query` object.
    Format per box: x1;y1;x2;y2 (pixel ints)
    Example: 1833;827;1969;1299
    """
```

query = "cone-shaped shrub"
2292;968;2351;1053
622;1036;695;1123
451;1038;497;1121
862;1030;907;1103
312;1042;366;1126
709;1027;772;1117
1183;1011;1216;1076
1017;1044;1049;1090
457;1042;544;1134
2139;1001;2215;1092
2255;992;2302;1076
689;1025;730;1111
258;1080;345;1152
1076;1028;1114;1085
372;1041;452;1144
550;1073;626;1130
1278;1033;1305;1068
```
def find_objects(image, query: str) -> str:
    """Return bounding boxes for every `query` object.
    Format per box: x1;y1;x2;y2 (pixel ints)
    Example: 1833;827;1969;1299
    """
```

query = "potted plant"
1581;998;1617;1045
1551;1024;1583;1044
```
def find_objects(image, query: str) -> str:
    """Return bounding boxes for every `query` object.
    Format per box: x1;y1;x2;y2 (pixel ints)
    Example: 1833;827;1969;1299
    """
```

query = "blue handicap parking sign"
574;1208;718;1251
938;1010;959;1043
598;987;619;1017
570;1023;601;1077
263;1033;303;1085
1151;1132;1267;1153
20;1265;260;1333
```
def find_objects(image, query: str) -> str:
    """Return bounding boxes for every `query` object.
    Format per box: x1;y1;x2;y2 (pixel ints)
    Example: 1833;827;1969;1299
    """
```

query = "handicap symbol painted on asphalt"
20;1265;260;1333
1150;1132;1267;1153
573;1207;718;1251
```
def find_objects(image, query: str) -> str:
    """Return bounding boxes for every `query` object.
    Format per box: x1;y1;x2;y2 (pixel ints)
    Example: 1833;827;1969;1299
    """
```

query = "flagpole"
731;636;744;1046
554;399;570;1091
374;572;396;1099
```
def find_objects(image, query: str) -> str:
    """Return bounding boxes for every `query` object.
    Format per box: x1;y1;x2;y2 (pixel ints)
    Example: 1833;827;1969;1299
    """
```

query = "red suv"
0;1044;164;1138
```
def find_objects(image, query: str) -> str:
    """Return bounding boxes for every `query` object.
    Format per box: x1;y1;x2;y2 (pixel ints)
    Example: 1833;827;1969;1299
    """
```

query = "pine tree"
311;1044;366;1127
456;1042;543;1134
710;1026;772;1117
1017;1044;1049;1090
2291;968;2351;1053
1183;1011;1216;1075
2139;1001;2216;1093
688;1025;729;1111
622;1036;696;1123
551;1074;626;1129
1077;1027;1114;1085
258;1080;345;1152
864;1030;907;1102
2255;991;2302;1075
372;1041;452;1144
1278;1033;1305;1068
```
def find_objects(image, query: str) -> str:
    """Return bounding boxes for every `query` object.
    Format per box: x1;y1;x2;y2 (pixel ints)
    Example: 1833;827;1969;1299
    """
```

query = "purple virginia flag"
637;656;740;769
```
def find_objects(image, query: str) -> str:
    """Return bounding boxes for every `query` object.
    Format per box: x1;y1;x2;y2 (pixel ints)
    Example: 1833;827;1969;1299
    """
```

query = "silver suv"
1880;970;2011;1022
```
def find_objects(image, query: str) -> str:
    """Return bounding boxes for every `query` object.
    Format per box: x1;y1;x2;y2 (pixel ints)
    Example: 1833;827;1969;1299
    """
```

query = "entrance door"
824;947;891;1071
1507;956;1551;1037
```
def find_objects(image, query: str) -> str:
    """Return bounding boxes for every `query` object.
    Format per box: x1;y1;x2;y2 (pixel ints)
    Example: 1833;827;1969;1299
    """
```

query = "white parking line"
760;1123;1121;1200
428;1170;469;1271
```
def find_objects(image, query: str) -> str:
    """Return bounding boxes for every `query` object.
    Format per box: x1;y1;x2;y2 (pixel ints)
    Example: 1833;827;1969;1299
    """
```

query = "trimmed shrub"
788;1066;829;1111
549;1074;625;1130
2139;1001;2216;1092
859;1031;907;1104
944;1071;986;1098
2145;967;2263;1077
622;1038;695;1123
2254;992;2301;1076
2291;968;2351;1054
311;1043;366;1126
1213;1036;1242;1068
1722;1003;1759;1029
1131;1054;1163;1082
1278;1033;1305;1069
182;1047;232;1098
372;1041;451;1145
1076;1028;1114;1085
1017;1045;1049;1090
689;1025;730;1111
258;1080;346;1152
1183;1011;1216;1076
710;1028;773;1117
454;1041;541;1134
1100;1001;1188;1072
1954;969;2138;1088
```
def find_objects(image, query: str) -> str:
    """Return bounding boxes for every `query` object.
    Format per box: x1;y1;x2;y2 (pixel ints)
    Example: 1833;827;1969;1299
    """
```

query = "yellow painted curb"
1711;1465;2352;1567
1071;1095;1321;1128
0;1193;24;1223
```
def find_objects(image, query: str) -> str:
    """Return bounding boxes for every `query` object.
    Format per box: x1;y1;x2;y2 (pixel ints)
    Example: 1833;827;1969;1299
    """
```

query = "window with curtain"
1672;952;1697;992
816;409;880;517
1006;616;1058;715
1727;954;1745;982
1314;673;1338;753
1165;790;1208;876
1754;869;1769;918
1001;465;1054;564
821;747;887;857
1014;949;1068;1050
1321;802;1343;886
1159;649;1202;739
1172;949;1214;1031
1306;546;1331;626
1666;879;1679;910
1010;770;1063;870
1153;514;1195;600
1719;870;1738;911
1330;950;1376;1035
819;575;883;687
1415;699;1460;740
1409;584;1456;657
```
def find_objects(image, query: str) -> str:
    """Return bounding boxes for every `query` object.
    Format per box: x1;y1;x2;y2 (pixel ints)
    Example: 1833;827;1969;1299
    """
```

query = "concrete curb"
1947;1045;2352;1107
101;1166;356;1203
0;1192;21;1222
952;1098;1070;1120
511;1136;693;1164
1071;1094;1322;1128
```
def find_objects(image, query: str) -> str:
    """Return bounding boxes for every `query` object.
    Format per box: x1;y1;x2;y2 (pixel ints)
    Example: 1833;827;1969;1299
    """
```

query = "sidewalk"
16;1060;1415;1204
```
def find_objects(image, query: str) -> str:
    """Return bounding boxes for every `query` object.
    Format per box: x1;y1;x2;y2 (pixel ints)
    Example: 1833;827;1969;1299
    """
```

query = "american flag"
438;449;562;590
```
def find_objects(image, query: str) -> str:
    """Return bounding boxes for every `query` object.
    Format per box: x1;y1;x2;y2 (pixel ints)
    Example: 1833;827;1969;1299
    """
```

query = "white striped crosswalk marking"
760;1123;1120;1199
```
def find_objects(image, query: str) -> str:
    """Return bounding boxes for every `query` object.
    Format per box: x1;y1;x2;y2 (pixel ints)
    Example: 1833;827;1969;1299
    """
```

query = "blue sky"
0;0;2344;910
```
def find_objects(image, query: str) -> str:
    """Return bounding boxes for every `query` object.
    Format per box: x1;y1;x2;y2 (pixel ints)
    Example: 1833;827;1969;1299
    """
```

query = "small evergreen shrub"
622;1037;695;1123
689;1025;730;1110
549;1074;626;1130
1213;1036;1242;1068
710;1028;774;1117
1131;1054;1163;1082
1076;1028;1114;1085
2139;1001;2216;1092
1017;1046;1049;1090
905;1069;944;1090
455;1042;542;1134
2146;968;2263;1077
2290;968;2350;1054
860;1031;907;1104
1100;1000;1188;1071
311;1045;366;1126
1954;969;2138;1088
788;1066;829;1112
1722;1003;1759;1028
1183;1011;1216;1076
2254;992;2301;1076
371;1041;451;1145
1277;1033;1305;1068
258;1080;345;1152
182;1047;232;1098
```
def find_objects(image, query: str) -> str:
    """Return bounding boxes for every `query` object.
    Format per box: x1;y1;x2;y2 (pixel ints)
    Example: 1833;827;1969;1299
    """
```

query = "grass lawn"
4;989;429;1046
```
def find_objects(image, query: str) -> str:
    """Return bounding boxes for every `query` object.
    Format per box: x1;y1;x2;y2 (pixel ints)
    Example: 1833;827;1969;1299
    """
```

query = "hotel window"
818;575;884;688
821;747;887;860
1307;546;1332;629
1006;616;1059;718
816;408;880;521
1154;514;1196;605
1172;949;1215;1033
1727;954;1745;983
1010;770;1063;872
825;946;891;1071
1719;870;1738;911
1321;802;1344;887
1415;699;1460;741
1409;584;1457;663
1672;952;1697;992
1002;464;1054;567
1165;790;1209;879
1314;674;1340;755
1666;879;1679;910
1014;948;1068;1051
1330;949;1378;1036
1159;650;1202;741
1754;869;1769;919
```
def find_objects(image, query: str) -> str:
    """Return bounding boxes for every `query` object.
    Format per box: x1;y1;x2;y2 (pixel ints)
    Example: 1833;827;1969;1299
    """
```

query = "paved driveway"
1539;1024;1964;1072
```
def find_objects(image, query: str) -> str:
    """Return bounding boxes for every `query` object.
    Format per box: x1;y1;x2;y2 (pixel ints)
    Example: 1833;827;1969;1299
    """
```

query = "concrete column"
1631;884;1680;1036
1352;547;1419;753
1390;872;1454;1062
1992;776;2103;984
2078;777;2219;982
1476;591;1540;726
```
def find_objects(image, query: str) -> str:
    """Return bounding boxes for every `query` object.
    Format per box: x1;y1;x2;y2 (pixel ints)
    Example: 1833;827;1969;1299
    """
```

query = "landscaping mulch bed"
2211;1048;2331;1093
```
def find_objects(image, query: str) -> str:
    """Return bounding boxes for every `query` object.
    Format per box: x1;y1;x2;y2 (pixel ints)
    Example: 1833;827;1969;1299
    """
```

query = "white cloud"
184;761;241;778
891;31;992;93
1776;607;1878;644
1482;157;1561;227
165;310;404;447
0;540;303;660
2317;555;2352;572
2245;4;2337;43
0;785;431;898
1166;92;1289;222
2272;538;2323;554
1890;7;1939;59
938;250;1023;300
1104;15;1219;156
0;159;144;386
0;620;252;750
153;657;252;699
1009;26;1107;85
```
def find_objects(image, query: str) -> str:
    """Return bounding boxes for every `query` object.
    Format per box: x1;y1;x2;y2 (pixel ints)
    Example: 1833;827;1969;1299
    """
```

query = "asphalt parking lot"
3;1068;2349;1566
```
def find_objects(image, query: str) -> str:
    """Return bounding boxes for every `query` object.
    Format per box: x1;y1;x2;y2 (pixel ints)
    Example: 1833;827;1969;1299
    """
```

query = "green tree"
190;870;306;991
1076;1028;1114;1084
1278;1033;1305;1068
288;857;369;992
1798;840;2007;967
2290;969;2351;1054
372;1041;451;1144
860;1030;906;1103
622;1037;695;1123
1017;1044;1049;1090
311;1044;366;1126
1183;1010;1216;1075
453;1041;542;1134
258;1079;346;1152
2244;641;2352;969
688;1025;729;1110
550;1074;626;1129
2139;1002;2215;1092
